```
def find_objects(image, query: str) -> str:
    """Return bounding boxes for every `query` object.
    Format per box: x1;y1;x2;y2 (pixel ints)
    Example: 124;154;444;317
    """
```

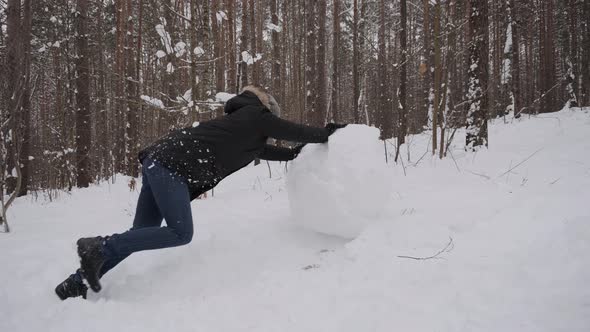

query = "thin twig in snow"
497;148;543;178
447;148;461;173
397;237;454;261
466;170;491;180
412;148;430;168
386;139;407;175
399;151;407;176
505;160;513;183
266;160;272;179
444;127;458;156
409;135;432;167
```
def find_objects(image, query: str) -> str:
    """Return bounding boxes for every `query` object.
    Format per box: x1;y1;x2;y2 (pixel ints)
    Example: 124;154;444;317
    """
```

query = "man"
55;85;345;300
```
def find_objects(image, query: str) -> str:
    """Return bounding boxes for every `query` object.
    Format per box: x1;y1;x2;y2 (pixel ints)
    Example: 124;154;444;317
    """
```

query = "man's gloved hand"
292;143;307;158
325;123;348;136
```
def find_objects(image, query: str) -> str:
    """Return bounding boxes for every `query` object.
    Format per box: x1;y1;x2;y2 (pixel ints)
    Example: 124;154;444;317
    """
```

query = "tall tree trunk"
249;0;261;166
331;0;341;123
115;0;127;172
96;4;109;178
418;0;432;133
212;0;222;93
524;5;534;111
500;0;513;117
442;0;457;157
352;0;360;124
580;0;590;105
315;0;327;125
292;0;306;122
19;0;32;196
490;0;502;118
432;0;441;154
240;0;250;89
397;0;408;155
511;0;521;117
249;0;259;84
359;0;368;124
191;0;200;111
466;0;489;150
565;0;578;107
304;0;317;125
255;0;264;86
5;0;22;194
227;0;237;93
75;0;92;187
125;0;139;177
200;0;212;99
377;0;392;139
538;0;551;113
545;0;557;112
271;0;282;102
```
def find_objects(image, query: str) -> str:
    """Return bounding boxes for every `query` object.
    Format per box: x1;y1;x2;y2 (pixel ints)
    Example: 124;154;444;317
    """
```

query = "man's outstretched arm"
258;111;330;143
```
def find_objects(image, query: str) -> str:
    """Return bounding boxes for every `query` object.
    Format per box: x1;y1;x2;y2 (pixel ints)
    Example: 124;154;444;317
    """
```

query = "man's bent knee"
176;227;194;245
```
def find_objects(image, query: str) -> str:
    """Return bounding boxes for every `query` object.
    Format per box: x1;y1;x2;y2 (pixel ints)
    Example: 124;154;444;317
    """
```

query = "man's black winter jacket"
138;91;330;200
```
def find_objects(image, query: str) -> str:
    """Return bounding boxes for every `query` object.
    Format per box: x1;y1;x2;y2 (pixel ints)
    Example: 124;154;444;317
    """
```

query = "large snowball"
286;125;393;238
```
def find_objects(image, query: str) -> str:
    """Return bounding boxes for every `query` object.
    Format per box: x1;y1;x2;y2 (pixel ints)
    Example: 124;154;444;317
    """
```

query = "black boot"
55;269;88;300
77;236;107;293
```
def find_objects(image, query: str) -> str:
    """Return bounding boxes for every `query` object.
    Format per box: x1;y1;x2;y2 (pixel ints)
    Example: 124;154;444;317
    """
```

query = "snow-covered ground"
1;108;589;332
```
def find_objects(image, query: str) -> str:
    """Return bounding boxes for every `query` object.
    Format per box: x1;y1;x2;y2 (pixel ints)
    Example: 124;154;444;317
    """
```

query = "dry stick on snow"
447;148;461;173
412;148;430;168
410;135;433;168
497;148;543;178
266;160;272;179
397;237;454;261
444;127;458;157
386;140;407;175
505;160;515;183
466;170;491;180
399;150;407;176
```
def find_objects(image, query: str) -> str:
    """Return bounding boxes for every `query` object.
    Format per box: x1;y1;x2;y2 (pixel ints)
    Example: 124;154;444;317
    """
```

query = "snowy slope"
1;108;589;332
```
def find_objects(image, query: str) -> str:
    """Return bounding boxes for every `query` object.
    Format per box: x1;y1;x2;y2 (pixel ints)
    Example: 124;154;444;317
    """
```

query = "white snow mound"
287;124;393;238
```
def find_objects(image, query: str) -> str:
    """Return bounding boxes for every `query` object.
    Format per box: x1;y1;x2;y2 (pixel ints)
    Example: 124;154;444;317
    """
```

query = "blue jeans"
97;158;194;277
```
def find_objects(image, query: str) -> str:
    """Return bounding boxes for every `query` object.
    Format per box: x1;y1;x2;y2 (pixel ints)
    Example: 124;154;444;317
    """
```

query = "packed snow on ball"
286;124;393;238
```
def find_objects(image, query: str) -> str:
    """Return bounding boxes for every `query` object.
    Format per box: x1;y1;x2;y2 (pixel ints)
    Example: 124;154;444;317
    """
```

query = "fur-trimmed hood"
224;85;281;117
241;85;270;109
